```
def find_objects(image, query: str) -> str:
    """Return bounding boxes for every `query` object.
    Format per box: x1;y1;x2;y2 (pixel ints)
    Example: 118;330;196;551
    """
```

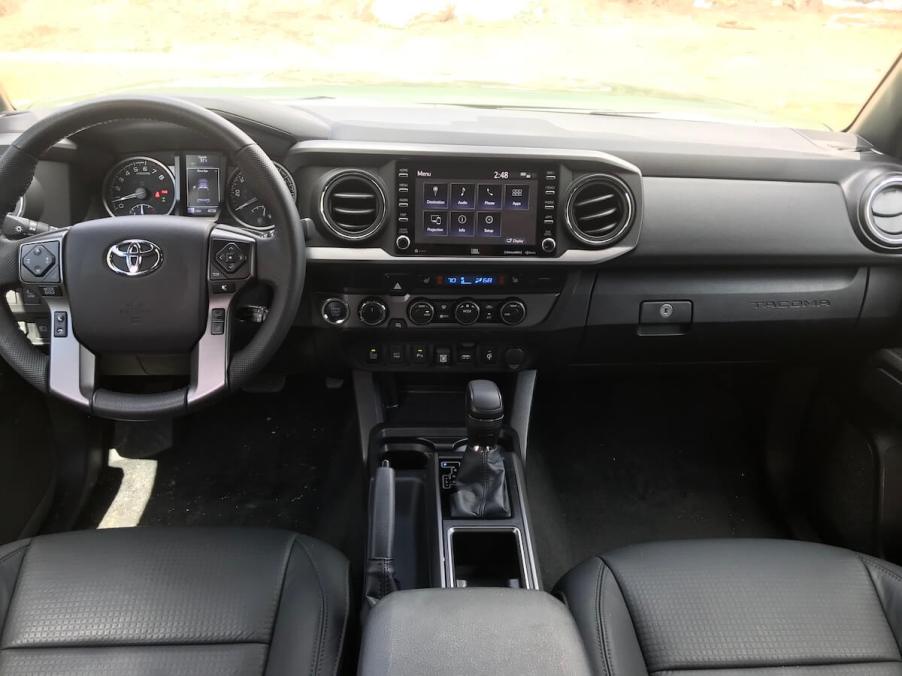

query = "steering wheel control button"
500;299;527;326
322;298;350;325
52;311;68;338
39;285;62;297
21;288;40;305
639;300;693;325
20;241;60;282
212;281;236;294
454;299;480;325
358;298;388;326
408;300;435;326
22;245;55;277
209;308;227;335
215;242;247;274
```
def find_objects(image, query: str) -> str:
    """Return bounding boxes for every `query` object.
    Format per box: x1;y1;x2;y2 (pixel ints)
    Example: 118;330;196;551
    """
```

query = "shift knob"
466;380;503;448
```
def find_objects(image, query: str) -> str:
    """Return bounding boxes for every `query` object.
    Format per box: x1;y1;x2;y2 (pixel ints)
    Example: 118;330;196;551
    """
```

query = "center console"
356;373;591;675
307;266;581;373
292;142;642;376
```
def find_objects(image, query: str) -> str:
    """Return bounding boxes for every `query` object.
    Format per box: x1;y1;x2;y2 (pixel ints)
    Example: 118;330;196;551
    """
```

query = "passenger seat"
557;539;902;675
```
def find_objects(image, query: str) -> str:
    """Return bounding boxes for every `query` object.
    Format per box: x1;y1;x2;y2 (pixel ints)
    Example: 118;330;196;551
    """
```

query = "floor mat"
78;379;365;564
527;369;789;588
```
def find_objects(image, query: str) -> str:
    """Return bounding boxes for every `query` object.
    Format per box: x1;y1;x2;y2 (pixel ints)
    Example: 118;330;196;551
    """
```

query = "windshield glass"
0;0;899;129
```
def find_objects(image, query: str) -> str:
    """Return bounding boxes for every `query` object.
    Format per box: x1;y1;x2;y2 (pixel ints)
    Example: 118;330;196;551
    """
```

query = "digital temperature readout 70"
437;274;504;287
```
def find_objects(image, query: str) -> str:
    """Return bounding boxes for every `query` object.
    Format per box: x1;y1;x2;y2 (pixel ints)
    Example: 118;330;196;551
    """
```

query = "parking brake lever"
363;460;399;616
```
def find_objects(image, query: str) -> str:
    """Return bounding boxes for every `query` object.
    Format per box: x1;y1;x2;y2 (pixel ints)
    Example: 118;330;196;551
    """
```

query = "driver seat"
0;527;349;675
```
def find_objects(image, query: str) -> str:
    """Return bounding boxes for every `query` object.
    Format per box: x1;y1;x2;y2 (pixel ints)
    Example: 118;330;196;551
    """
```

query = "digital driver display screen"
185;153;222;216
413;166;539;248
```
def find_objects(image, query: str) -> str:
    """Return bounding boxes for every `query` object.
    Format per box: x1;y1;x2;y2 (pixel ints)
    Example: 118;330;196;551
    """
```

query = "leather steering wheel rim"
0;95;305;420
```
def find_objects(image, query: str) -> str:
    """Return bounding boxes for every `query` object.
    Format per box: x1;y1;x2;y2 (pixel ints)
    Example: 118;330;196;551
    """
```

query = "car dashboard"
3;97;902;372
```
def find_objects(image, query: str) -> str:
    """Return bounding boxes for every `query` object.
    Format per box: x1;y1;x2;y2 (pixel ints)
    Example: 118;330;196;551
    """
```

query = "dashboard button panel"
355;340;529;371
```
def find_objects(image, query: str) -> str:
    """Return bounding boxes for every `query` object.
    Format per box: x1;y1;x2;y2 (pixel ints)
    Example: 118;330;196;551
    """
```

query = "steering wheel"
0;96;305;420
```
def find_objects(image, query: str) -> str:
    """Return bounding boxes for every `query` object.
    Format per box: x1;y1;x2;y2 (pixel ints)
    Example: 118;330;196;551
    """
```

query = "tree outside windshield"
0;0;899;130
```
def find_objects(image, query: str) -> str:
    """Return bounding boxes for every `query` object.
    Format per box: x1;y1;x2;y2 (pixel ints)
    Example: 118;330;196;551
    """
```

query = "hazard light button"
384;273;410;296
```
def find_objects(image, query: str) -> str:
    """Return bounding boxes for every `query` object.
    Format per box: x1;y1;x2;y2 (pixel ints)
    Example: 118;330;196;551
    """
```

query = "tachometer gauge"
227;162;297;230
103;157;176;217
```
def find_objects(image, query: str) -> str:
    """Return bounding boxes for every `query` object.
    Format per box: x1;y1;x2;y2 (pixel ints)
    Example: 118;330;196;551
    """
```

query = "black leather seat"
557;539;902;676
0;527;349;675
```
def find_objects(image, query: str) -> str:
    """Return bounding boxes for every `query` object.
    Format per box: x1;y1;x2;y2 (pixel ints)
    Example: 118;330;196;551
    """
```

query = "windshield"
0;0;899;129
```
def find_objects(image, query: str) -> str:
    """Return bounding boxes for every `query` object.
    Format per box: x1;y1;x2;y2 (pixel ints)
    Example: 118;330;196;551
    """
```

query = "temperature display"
439;274;503;287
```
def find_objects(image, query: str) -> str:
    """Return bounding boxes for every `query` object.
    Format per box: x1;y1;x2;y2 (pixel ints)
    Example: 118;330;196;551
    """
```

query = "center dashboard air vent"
861;175;902;249
320;170;387;242
564;174;635;247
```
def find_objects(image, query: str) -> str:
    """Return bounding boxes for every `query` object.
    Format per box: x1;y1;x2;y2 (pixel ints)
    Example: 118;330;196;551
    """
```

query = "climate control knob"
500;299;527;326
358;298;388;326
408;299;435;326
454;299;481;325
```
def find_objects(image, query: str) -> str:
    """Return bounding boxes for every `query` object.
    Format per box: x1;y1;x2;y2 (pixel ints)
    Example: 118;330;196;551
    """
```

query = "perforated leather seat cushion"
0;527;349;675
557;539;902;676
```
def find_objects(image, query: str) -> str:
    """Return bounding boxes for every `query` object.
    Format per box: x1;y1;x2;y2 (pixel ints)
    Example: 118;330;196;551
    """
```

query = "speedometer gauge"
227;162;297;230
103;157;176;217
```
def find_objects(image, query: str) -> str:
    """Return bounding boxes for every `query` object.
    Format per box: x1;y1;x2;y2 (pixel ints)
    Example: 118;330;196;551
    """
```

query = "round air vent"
319;170;387;242
861;175;902;249
564;174;635;247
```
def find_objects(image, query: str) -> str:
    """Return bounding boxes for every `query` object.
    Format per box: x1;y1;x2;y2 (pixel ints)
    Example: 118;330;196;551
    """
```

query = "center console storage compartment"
359;588;592;676
448;528;526;588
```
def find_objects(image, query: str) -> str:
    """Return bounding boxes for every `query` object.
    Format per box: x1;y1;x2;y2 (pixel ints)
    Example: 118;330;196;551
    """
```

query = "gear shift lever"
450;380;511;518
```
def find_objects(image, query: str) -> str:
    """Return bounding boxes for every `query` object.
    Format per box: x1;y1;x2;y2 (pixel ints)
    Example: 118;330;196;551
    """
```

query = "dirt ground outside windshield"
0;0;900;130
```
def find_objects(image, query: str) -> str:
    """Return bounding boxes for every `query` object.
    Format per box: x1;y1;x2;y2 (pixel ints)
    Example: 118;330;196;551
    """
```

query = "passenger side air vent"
564;174;635;247
861;175;902;249
320;170;387;241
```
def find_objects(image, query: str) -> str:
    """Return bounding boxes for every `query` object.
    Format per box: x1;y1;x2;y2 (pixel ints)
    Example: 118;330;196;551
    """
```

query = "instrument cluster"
101;152;297;230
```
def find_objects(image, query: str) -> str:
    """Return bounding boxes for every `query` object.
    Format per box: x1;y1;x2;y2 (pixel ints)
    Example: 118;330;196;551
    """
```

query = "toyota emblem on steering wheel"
106;239;164;277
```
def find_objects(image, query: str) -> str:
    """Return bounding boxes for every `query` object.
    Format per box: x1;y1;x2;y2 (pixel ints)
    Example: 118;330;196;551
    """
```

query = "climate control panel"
406;297;527;327
317;293;554;330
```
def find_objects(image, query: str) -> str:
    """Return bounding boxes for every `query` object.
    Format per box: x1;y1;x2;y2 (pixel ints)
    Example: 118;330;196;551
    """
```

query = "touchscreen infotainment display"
413;165;541;250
